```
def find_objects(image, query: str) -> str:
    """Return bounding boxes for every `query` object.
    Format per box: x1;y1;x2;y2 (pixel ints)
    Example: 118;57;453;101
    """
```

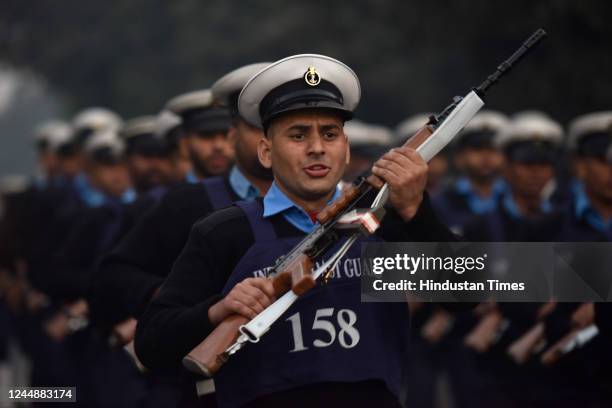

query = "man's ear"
258;135;272;169
227;126;238;148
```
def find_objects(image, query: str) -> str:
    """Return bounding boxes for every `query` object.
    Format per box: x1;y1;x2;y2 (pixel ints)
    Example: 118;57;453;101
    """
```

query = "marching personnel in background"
35;129;141;408
135;54;457;407
432;110;509;235
522;112;612;407
44;128;133;302
120;115;175;196
558;111;612;241
31;121;74;188
0;120;73;284
408;110;508;407
396;113;453;408
116;115;179;233
154;110;191;183
27;112;131;297
6;109;125;396
396;113;450;197
458;113;565;407
0;121;72;403
90;63;272;407
166;89;235;183
463;113;563;241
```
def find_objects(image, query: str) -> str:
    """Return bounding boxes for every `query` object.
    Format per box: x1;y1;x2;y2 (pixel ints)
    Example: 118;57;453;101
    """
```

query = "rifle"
506;300;556;364
541;302;597;366
183;29;548;377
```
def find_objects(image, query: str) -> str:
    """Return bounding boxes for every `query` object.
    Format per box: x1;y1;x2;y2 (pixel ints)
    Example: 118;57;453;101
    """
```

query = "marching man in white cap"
135;54;456;407
463;113;564;241
166;89;235;182
432;110;509;235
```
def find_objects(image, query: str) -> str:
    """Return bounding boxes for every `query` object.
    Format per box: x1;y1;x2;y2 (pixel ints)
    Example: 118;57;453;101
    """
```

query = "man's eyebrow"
286;124;311;132
320;124;341;131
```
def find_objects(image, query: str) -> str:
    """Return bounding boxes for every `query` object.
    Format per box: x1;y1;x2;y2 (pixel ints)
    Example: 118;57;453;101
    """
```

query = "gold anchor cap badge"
304;66;321;86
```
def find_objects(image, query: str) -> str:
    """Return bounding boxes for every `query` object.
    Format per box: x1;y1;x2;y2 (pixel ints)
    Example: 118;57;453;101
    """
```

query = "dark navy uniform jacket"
432;177;506;235
90;171;252;331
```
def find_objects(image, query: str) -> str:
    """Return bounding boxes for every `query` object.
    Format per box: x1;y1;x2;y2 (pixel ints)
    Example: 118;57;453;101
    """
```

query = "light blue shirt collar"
73;173;136;208
263;181;342;233
455;176;507;215
229;166;260;200
502;191;552;220
73;173;104;207
185;170;200;184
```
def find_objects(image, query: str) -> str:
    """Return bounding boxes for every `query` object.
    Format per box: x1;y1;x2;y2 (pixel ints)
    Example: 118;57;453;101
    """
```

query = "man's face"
126;154;171;192
185;130;234;177
59;154;84;179
504;162;555;199
577;156;612;203
456;147;504;183
259;110;349;202
88;162;131;198
229;119;272;180
38;151;60;179
427;154;449;190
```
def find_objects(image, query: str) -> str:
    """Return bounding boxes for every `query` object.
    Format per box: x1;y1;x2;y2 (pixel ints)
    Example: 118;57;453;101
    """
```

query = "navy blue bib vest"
202;177;233;210
213;201;410;407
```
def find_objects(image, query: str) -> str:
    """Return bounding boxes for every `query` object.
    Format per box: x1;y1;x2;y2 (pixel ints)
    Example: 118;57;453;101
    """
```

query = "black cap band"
125;133;168;157
456;130;496;150
505;140;557;164
90;147;123;164
181;106;232;134
576;132;611;158
259;78;351;128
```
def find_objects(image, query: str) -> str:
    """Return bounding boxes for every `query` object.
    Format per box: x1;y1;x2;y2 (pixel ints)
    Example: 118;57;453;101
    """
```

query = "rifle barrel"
476;28;547;95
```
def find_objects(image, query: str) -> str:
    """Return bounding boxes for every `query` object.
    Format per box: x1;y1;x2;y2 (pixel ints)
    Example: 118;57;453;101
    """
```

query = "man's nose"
212;133;228;150
307;134;325;155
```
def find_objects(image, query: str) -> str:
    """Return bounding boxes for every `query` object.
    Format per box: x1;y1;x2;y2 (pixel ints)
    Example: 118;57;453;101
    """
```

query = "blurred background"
1;0;611;177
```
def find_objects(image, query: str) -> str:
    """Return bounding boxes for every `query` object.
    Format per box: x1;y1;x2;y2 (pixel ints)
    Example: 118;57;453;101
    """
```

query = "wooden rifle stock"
183;271;292;377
